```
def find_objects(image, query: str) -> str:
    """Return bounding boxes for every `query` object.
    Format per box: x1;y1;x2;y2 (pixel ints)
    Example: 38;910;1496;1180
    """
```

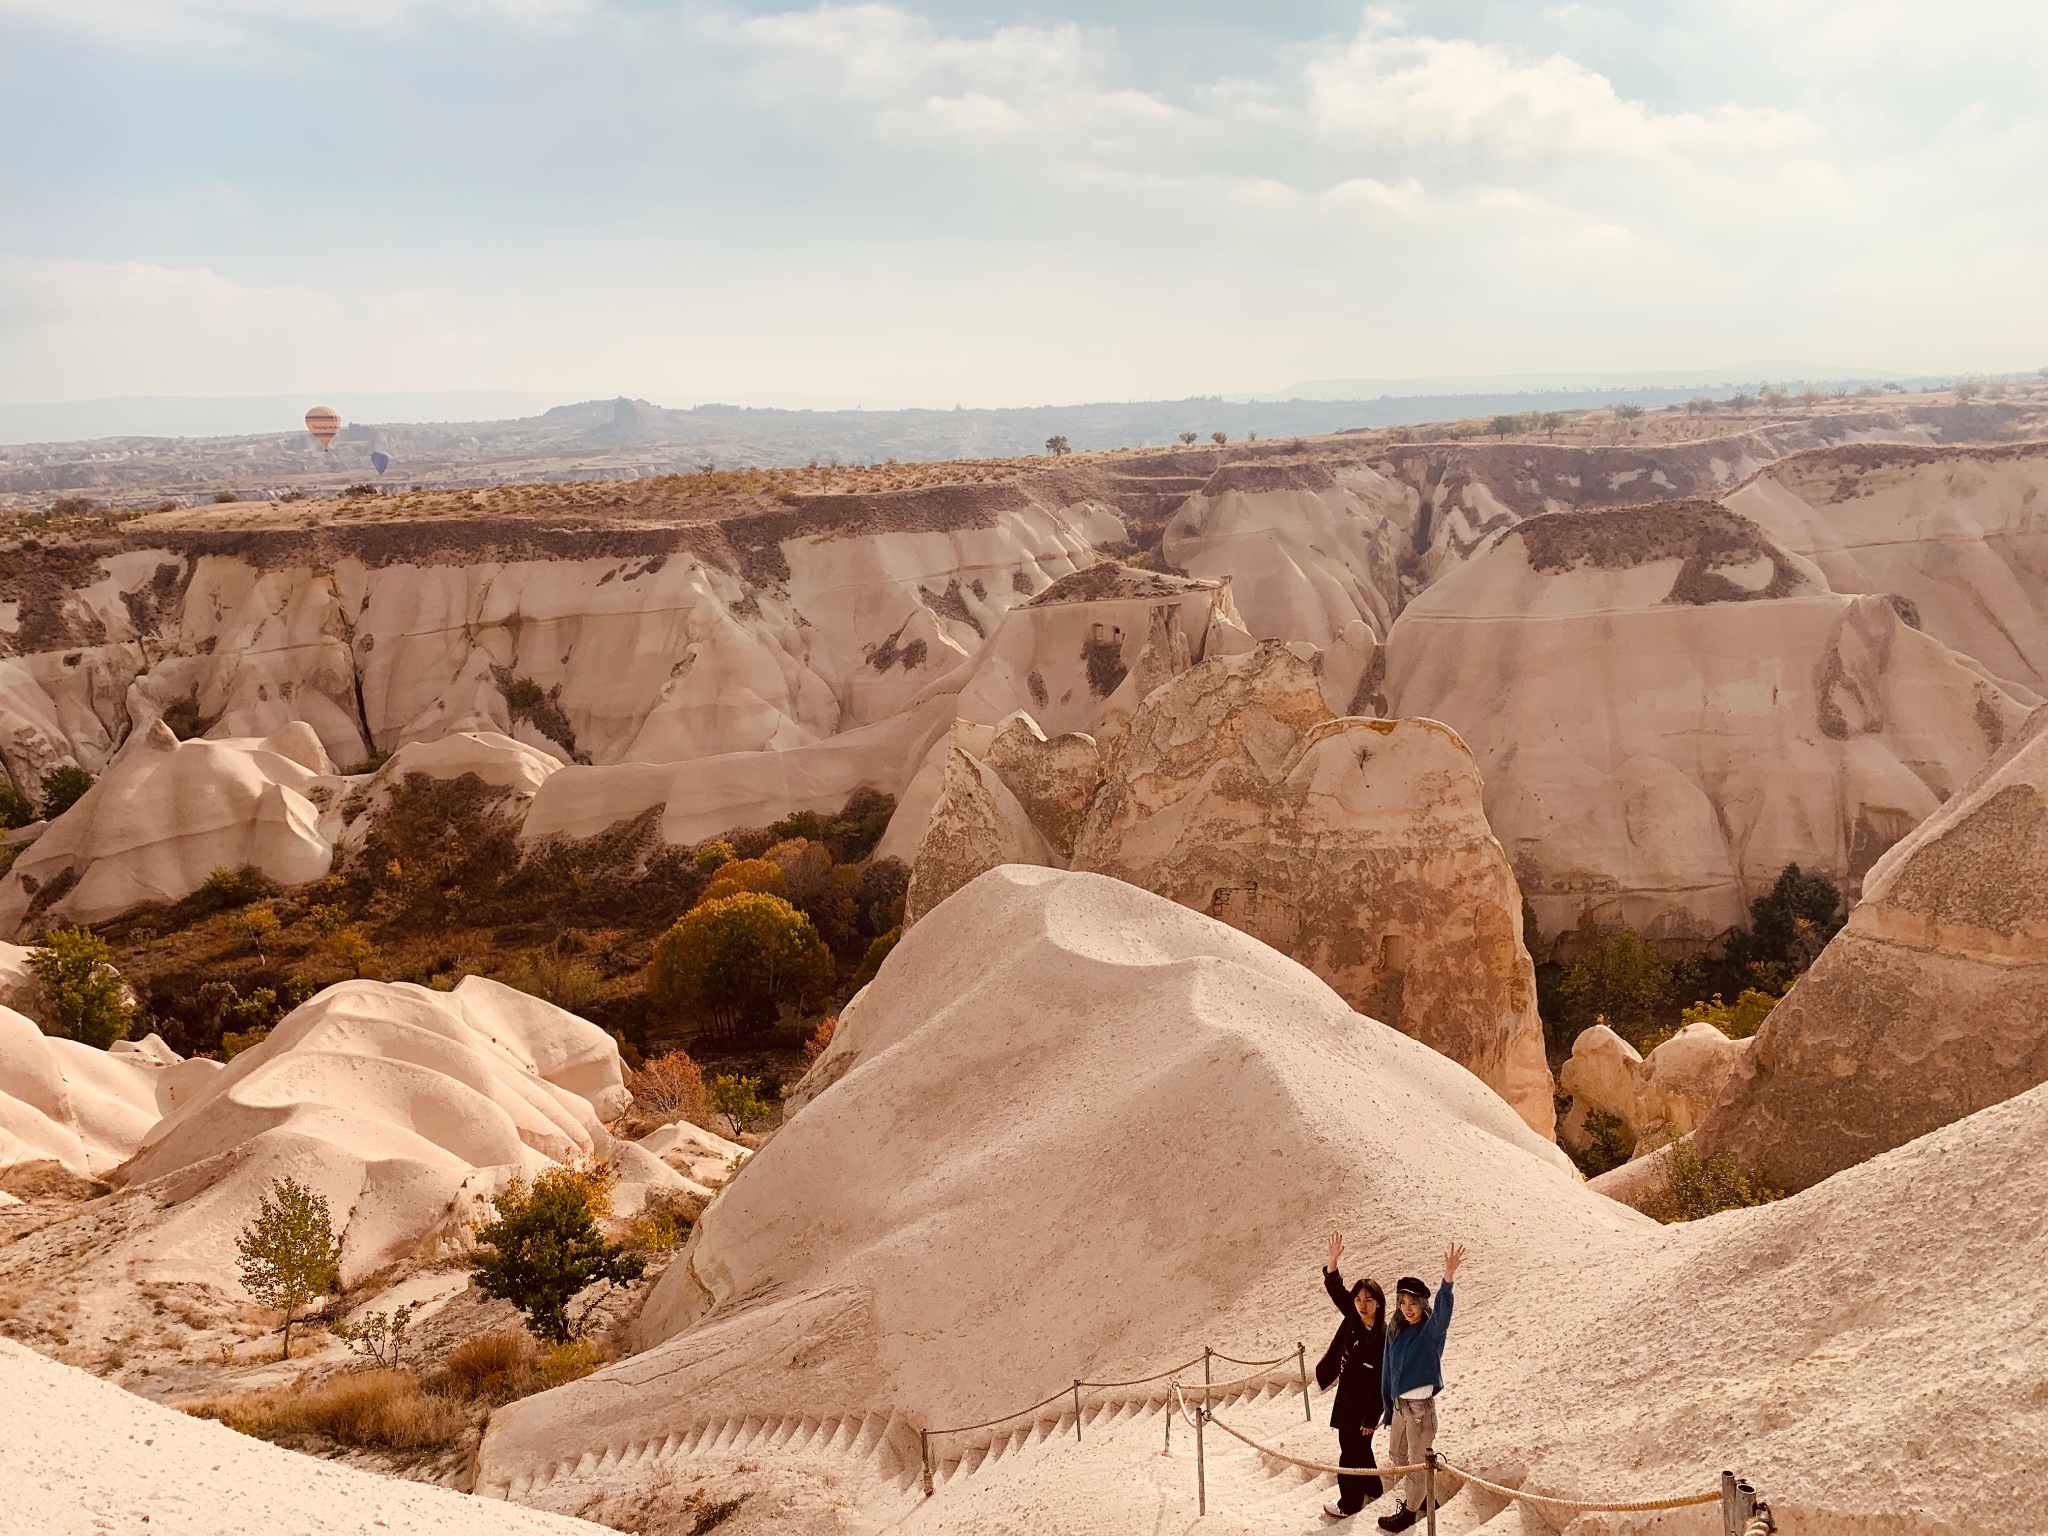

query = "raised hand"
1443;1243;1466;1281
1326;1231;1345;1271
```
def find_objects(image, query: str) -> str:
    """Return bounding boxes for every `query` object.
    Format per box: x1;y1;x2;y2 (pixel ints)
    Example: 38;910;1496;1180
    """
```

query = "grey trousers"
1387;1395;1438;1512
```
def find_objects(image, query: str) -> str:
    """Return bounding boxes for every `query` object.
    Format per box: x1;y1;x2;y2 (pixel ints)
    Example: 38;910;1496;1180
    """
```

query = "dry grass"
423;1328;608;1405
185;1369;468;1451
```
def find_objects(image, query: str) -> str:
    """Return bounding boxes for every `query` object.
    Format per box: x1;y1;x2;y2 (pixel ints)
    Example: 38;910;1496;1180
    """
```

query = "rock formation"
1384;500;2034;946
1;1337;608;1536
0;1006;209;1182
474;867;2048;1534
906;644;1554;1136
1557;1021;1750;1157
1728;440;2048;694
105;976;642;1289
1694;703;2048;1192
0;722;338;933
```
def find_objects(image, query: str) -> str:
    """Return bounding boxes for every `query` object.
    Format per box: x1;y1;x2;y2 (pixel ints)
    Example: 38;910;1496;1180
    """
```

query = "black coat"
1316;1268;1387;1432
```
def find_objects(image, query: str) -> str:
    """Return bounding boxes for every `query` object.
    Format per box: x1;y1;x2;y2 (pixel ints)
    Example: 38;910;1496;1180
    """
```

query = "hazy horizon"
4;2;2045;409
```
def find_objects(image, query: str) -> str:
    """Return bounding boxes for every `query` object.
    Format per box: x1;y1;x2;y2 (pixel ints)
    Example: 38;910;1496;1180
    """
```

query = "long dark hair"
1389;1289;1432;1337
1351;1278;1387;1354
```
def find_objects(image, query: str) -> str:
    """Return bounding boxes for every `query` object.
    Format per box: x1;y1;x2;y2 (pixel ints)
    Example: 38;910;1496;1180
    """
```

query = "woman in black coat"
1318;1231;1387;1520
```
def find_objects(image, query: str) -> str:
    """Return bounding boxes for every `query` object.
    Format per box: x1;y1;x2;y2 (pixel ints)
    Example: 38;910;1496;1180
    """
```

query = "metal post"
1734;1480;1758;1534
1195;1400;1206;1516
1424;1450;1439;1536
1721;1470;1738;1536
1297;1342;1311;1422
1073;1380;1083;1442
920;1429;933;1498
1164;1387;1172;1454
1203;1347;1212;1411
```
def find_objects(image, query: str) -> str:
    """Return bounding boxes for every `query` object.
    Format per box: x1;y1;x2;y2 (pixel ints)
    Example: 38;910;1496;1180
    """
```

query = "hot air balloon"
305;406;341;449
370;450;391;476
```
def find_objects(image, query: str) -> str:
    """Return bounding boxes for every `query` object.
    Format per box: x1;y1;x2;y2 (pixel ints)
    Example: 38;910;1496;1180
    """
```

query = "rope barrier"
1201;1405;1428;1478
1435;1459;1722;1515
915;1343;1745;1523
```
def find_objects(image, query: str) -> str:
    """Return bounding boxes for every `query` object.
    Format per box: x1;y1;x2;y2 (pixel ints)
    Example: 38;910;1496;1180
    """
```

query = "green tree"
1490;413;1521;438
0;777;31;830
1614;402;1645;420
1721;863;1843;991
1178;431;1198;446
647;892;835;1037
1210;431;1228;445
39;764;94;818
236;1175;341;1359
706;1073;770;1136
692;839;735;874
469;1166;646;1344
1044;435;1071;456
26;925;133;1048
1553;910;1672;1049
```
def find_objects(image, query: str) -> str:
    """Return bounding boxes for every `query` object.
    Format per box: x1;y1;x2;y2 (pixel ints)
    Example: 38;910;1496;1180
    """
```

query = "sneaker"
1324;1499;1353;1519
1377;1507;1420;1533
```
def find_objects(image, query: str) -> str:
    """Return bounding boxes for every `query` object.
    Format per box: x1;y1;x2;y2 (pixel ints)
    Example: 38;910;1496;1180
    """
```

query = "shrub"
630;1049;707;1121
469;1165;646;1344
696;857;787;907
433;1328;534;1402
802;1016;837;1068
647;892;835;1037
1681;988;1778;1040
504;939;602;1014
1614;402;1645;420
0;778;31;830
706;1073;770;1136
331;1303;413;1369
1179;431;1198;445
329;926;376;978
26;925;134;1047
1569;1107;1634;1179
1210;431;1227;445
852;925;900;990
693;839;735;874
1551;910;1672;1048
236;1176;341;1359
241;904;281;962
1653;1137;1785;1223
212;490;241;504
187;1370;465;1451
39;764;94;818
310;902;350;936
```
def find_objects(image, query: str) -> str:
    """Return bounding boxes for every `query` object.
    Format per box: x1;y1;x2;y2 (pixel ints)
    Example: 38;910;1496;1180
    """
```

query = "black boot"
1377;1506;1419;1533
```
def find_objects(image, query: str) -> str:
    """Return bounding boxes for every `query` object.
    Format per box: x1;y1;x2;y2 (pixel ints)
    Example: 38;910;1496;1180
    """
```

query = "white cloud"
713;3;1180;141
1304;28;1809;161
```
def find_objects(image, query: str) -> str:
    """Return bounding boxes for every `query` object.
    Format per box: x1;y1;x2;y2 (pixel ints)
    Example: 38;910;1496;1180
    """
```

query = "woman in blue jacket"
1378;1243;1464;1533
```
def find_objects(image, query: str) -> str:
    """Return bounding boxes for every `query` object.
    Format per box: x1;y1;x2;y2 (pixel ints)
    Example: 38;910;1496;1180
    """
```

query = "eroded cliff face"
1384;499;2035;946
1695;705;2048;1191
906;643;1554;1137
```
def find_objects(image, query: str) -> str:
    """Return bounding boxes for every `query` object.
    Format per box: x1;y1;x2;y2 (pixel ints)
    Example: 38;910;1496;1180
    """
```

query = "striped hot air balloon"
305;405;341;448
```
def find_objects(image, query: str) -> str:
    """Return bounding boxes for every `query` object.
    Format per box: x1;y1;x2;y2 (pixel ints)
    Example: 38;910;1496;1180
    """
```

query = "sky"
2;0;2045;409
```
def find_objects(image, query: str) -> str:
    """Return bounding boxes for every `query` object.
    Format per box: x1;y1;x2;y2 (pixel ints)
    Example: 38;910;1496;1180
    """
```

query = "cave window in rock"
1378;933;1411;973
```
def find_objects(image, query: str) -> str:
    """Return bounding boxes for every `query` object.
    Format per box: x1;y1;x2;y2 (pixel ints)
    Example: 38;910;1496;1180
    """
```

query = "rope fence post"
1297;1342;1311;1422
1734;1479;1758;1533
1073;1380;1083;1442
1721;1471;1738;1536
1424;1449;1439;1536
1203;1347;1212;1411
1163;1386;1172;1454
1195;1397;1206;1516
920;1430;933;1499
